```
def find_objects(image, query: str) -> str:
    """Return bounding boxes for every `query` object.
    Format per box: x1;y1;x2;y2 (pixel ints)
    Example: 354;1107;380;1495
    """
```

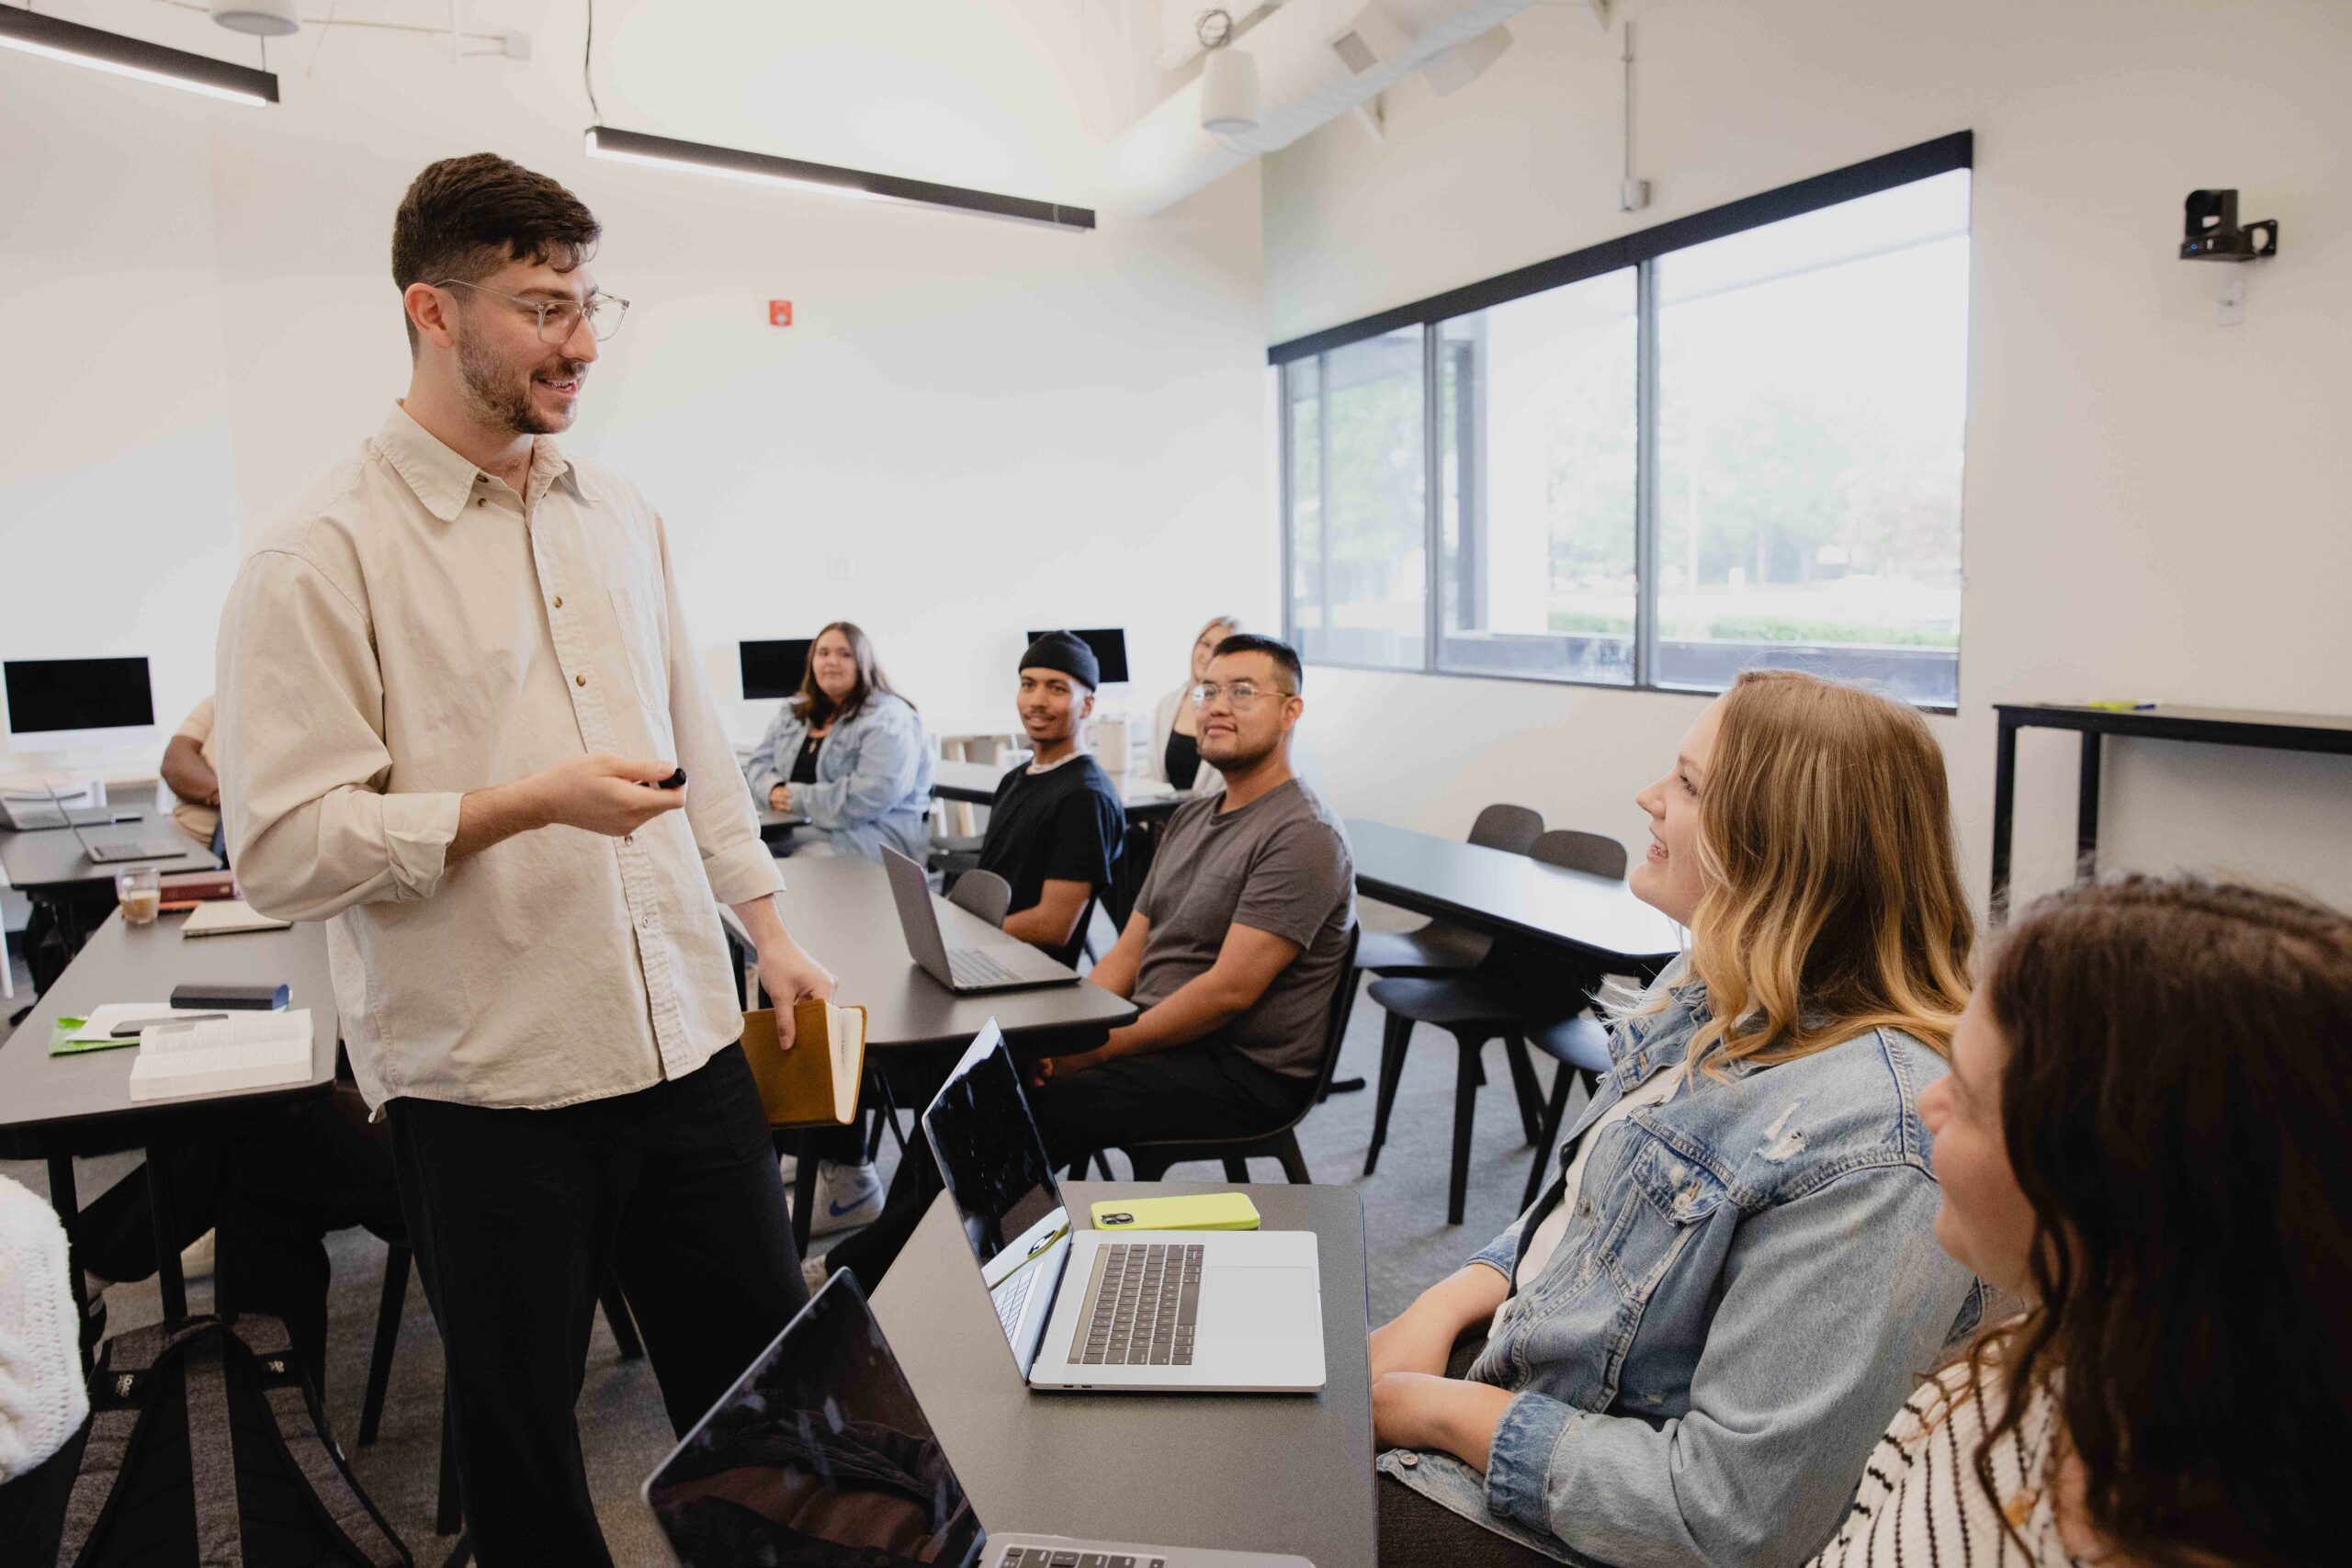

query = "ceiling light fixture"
573;2;1087;232
0;6;279;104
1195;8;1261;136
582;126;1094;231
209;0;301;39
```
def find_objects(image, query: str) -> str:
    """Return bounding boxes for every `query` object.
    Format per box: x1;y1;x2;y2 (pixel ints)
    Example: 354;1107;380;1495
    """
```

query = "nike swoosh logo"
828;1198;870;1218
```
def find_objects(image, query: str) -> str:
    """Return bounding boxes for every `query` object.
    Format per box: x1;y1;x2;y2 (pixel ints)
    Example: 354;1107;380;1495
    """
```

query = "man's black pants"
386;1044;807;1568
828;1042;1308;1292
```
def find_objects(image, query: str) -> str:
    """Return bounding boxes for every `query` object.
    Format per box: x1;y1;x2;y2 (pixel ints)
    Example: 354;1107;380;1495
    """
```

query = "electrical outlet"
2216;270;2245;326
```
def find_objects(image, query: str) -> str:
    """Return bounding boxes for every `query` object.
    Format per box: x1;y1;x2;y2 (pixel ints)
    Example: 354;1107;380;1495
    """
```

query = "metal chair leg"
1273;1134;1311;1184
1448;1037;1482;1225
1523;1066;1582;1212
358;1244;410;1446
599;1277;643;1361
1363;1011;1411;1177
1501;1032;1545;1145
435;1384;463;1536
1221;1156;1250;1182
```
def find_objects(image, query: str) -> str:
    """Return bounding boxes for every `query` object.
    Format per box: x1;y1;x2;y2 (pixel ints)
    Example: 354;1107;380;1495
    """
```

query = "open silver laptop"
882;844;1078;992
923;1025;1325;1394
645;1271;1314;1568
44;786;184;863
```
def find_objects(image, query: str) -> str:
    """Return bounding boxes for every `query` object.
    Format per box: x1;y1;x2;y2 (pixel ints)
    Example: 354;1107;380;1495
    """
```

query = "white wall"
1265;0;2352;914
0;0;1268;775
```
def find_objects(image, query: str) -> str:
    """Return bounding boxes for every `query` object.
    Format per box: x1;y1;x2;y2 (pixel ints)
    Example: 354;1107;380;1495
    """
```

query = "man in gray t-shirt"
1027;634;1353;1167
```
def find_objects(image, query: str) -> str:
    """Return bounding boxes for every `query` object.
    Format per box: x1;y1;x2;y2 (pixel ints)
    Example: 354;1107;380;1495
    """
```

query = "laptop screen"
645;1273;985;1567
923;1028;1070;1332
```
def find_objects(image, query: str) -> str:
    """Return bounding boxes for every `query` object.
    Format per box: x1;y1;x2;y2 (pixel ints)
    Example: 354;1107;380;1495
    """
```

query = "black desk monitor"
740;637;813;701
1020;627;1127;685
2;656;156;748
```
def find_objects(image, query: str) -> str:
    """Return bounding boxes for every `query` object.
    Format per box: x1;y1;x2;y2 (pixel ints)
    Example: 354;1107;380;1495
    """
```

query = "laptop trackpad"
1197;1262;1320;1346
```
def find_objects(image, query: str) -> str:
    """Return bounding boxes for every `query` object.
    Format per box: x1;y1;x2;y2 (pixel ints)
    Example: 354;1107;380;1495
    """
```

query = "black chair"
1363;829;1628;1224
1351;803;1544;980
944;867;1012;927
1098;925;1361;1183
1521;1011;1613;1210
356;1241;642;1448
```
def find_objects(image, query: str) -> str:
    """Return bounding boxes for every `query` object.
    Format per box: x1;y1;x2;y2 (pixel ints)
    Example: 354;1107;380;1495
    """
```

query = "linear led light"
584;126;1094;233
0;7;279;105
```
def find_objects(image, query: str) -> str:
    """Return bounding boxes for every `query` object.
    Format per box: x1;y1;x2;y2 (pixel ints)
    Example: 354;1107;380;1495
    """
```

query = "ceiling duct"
1111;0;1536;216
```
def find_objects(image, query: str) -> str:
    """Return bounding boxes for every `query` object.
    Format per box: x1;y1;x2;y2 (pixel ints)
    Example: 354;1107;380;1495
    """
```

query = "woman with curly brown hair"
1812;875;2350;1567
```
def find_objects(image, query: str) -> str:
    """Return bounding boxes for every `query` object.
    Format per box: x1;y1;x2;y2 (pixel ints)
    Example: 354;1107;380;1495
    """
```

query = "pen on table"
110;1013;230;1037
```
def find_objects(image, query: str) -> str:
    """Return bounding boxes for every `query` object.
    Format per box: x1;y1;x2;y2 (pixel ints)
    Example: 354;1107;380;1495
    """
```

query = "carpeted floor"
3;929;1598;1564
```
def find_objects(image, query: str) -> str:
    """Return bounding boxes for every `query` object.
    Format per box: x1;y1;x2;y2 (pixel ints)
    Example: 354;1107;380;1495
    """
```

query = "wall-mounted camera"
2179;189;2278;261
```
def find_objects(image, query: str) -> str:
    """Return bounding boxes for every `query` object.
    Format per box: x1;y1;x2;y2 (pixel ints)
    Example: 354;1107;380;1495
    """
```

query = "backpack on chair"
55;1314;411;1568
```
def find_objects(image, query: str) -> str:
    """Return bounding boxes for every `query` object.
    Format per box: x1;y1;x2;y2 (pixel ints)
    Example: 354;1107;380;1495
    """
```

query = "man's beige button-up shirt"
216;404;783;1112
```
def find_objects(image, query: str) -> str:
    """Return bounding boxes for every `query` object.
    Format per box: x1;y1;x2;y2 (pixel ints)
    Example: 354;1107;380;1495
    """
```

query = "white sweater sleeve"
0;1175;88;1483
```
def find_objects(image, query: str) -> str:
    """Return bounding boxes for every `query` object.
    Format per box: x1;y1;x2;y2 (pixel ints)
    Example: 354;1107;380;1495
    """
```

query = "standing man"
216;153;832;1566
974;630;1125;961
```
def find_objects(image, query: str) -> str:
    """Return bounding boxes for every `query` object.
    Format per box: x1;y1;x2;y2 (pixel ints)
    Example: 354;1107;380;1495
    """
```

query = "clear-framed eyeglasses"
435;279;630;344
1191;681;1295;709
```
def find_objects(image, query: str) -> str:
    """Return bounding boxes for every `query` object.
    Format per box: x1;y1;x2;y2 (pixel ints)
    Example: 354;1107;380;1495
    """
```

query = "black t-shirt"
976;755;1125;927
1162;729;1203;791
789;733;824;785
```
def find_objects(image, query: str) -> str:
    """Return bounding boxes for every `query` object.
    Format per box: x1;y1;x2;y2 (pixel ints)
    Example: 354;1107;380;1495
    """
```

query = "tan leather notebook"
741;999;868;1129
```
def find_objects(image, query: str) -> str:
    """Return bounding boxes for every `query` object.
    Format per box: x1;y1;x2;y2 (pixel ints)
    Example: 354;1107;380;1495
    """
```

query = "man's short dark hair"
391;153;601;353
1212;632;1304;694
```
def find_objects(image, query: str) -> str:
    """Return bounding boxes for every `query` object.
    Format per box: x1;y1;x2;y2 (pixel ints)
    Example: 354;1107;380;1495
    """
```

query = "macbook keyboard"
1076;1242;1203;1367
948;947;1021;987
994;1550;1164;1568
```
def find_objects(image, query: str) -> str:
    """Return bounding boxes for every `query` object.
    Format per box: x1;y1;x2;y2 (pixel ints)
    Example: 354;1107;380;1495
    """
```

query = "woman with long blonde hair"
1368;669;1988;1567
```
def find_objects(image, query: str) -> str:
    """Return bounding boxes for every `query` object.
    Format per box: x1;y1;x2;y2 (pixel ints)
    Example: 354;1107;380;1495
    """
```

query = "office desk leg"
48;1154;90;1362
2075;731;2104;880
1989;715;2019;927
148;1147;189;1323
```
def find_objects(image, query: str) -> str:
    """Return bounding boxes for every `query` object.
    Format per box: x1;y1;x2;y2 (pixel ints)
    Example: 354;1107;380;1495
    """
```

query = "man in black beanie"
974;631;1126;961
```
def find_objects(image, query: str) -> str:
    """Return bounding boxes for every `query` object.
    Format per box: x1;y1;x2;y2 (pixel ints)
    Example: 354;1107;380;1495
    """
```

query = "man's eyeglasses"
1190;682;1295;709
435;279;630;344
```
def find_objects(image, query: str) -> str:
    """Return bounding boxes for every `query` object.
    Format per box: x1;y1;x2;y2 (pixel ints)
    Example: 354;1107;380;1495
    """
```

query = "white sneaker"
180;1228;217;1282
777;1149;798;1185
806;1160;883;1237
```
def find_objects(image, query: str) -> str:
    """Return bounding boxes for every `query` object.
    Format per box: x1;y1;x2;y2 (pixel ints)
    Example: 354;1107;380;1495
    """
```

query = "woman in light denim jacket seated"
1370;669;1987;1568
742;621;933;863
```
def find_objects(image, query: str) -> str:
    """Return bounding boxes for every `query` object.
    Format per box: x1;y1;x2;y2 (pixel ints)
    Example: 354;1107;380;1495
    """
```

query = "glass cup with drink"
117;867;163;927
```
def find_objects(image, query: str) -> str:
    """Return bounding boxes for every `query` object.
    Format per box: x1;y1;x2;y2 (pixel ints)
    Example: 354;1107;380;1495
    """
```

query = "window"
1275;136;1972;708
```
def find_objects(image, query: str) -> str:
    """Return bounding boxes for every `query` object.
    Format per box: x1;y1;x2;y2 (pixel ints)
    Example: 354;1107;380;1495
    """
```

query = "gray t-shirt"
1132;777;1355;1079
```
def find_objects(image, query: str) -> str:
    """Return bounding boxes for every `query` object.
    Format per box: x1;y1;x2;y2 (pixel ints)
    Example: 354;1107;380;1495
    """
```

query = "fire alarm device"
768;299;794;327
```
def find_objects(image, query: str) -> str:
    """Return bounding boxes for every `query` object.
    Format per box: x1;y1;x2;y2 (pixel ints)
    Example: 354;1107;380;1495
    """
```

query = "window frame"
1272;132;1973;711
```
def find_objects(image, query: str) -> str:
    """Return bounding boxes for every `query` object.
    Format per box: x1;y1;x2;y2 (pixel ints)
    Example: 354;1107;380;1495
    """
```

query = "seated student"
1368;670;1984;1568
1138;614;1240;793
742;620;933;863
974;631;1125;963
0;1174;87;1567
161;694;225;853
822;633;1351;1291
1023;632;1351;1161
1810;875;2345;1568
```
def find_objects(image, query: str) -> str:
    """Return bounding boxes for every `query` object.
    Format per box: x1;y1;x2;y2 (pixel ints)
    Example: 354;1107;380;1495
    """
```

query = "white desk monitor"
2;656;160;752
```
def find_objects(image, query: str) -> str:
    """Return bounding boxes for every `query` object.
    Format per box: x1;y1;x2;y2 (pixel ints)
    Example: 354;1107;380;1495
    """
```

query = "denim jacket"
741;693;934;863
1380;979;1986;1568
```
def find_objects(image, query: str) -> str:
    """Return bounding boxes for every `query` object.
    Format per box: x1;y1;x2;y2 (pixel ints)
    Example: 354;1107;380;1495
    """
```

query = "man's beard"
458;330;581;436
1201;732;1273;776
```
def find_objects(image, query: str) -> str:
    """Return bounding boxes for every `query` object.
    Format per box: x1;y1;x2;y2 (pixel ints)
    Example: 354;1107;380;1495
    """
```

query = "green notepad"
49;1019;138;1057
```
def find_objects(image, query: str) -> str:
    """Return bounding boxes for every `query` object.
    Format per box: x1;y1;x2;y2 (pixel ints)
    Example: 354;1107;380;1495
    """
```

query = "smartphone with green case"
1088;1191;1261;1232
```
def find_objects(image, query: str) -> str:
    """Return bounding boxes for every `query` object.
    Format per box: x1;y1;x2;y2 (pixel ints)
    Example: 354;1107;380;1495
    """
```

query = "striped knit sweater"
0;1174;88;1483
1809;1359;2084;1568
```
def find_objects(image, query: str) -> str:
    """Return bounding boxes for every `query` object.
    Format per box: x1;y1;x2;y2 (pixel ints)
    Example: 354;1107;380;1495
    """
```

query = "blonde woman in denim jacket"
1370;671;1987;1568
742;621;933;863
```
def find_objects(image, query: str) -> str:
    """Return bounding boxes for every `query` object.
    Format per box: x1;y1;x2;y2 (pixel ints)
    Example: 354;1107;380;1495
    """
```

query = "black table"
873;1180;1374;1567
1990;703;2352;922
741;857;1138;1250
1346;817;1684;969
0;910;339;1329
931;758;1194;823
0;818;218;891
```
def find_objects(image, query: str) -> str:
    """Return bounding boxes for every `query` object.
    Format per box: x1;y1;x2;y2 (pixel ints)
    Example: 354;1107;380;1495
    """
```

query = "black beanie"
1020;630;1099;691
